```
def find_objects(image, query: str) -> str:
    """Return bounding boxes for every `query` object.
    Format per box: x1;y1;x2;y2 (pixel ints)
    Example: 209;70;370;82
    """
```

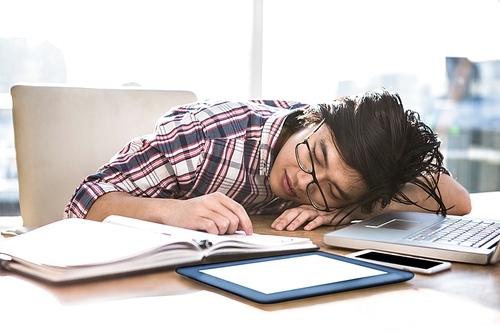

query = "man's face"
269;122;366;209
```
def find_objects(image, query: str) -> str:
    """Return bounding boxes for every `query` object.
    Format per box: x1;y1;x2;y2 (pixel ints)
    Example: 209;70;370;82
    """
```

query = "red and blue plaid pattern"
65;100;309;218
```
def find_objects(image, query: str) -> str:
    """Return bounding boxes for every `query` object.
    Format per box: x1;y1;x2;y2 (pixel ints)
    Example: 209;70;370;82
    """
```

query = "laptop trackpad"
366;218;422;230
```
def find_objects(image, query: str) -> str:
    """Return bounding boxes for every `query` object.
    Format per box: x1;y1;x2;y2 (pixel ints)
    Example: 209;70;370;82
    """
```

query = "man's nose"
297;166;326;187
301;167;329;191
296;168;313;190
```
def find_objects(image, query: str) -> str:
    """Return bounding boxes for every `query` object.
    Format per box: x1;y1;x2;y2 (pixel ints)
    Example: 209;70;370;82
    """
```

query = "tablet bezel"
176;251;414;304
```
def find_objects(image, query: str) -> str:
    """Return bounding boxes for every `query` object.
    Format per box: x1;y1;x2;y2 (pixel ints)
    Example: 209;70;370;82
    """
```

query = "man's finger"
215;193;253;235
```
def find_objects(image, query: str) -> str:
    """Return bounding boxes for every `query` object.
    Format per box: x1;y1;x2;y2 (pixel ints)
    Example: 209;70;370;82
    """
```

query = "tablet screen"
200;253;387;294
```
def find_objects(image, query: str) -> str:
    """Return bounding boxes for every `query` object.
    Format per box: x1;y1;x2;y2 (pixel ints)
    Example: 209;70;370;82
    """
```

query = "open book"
0;216;318;283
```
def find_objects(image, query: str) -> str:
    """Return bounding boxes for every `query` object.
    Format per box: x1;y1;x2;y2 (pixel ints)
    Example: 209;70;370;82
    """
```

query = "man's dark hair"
299;88;448;223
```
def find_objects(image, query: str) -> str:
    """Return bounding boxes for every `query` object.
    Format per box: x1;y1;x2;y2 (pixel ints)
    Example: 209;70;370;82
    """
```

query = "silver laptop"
323;211;500;265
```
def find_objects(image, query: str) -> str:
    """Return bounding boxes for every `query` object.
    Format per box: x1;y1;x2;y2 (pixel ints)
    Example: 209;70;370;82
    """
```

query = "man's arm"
350;173;471;218
86;191;253;235
272;173;471;231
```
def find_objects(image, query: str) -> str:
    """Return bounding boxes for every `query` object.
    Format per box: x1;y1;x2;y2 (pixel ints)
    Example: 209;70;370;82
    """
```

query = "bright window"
1;0;500;217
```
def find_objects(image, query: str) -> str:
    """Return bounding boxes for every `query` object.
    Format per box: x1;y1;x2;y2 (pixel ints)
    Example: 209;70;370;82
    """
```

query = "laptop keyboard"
407;217;500;248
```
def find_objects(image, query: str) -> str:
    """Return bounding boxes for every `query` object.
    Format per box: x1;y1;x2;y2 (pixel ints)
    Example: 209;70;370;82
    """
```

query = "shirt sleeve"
64;103;206;219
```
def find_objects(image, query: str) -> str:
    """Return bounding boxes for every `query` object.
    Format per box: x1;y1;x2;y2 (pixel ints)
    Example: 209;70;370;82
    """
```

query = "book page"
104;215;316;252
0;219;181;267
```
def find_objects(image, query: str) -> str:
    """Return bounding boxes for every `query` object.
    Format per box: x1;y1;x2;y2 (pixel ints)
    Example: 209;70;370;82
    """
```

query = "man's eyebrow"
319;139;329;169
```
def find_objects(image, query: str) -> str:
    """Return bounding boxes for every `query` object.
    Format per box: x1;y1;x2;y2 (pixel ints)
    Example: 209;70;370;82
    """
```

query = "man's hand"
86;192;253;236
271;205;352;231
164;193;253;235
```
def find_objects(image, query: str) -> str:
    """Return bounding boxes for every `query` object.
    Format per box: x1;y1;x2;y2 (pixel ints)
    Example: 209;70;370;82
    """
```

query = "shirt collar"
259;109;301;177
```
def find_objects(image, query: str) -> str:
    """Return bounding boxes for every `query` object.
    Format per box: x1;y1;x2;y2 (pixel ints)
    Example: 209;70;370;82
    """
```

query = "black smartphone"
346;250;451;274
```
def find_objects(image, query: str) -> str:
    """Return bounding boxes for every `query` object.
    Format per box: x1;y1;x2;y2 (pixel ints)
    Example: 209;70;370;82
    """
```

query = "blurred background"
1;0;499;217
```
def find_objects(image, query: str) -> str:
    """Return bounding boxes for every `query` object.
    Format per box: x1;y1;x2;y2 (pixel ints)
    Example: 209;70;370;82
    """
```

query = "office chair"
11;84;197;227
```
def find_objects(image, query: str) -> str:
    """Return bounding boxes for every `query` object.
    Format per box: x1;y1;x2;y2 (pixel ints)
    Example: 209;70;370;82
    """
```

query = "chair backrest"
11;84;197;227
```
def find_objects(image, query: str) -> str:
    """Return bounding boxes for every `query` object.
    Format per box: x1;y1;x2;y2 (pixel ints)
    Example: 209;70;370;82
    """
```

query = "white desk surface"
1;192;499;332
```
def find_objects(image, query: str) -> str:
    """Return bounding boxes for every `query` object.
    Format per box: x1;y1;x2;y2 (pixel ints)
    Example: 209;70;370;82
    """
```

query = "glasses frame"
294;119;330;212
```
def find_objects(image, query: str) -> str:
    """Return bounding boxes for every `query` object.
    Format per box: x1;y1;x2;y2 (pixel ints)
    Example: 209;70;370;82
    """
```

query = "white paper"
200;254;387;294
0;219;172;267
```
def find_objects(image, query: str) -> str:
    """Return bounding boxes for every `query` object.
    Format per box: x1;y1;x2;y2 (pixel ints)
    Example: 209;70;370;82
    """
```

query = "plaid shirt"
64;100;309;218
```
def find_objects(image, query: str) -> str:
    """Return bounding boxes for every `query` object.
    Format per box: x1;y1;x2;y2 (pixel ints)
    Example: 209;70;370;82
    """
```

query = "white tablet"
176;251;414;304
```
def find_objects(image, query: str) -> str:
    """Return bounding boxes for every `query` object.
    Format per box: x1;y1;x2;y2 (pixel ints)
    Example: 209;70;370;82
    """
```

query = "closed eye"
328;184;338;200
312;146;337;201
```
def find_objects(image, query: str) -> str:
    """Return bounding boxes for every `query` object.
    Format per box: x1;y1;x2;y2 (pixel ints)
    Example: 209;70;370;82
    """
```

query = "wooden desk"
1;194;499;332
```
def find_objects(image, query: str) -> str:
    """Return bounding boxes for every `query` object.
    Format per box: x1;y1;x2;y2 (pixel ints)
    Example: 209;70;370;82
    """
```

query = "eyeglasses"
294;119;330;212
